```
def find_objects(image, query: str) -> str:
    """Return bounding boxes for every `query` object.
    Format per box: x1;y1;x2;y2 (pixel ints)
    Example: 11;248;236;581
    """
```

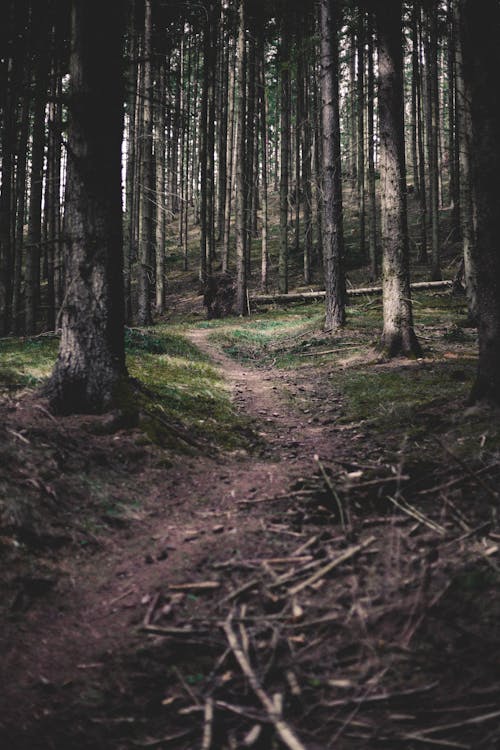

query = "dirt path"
0;325;344;746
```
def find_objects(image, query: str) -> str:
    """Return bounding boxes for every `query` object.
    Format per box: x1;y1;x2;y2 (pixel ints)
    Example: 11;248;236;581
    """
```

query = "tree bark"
47;0;127;414
376;0;421;357
459;0;500;404
357;10;366;262
279;13;290;294
319;0;345;331
454;0;477;324
235;0;248;315
366;9;378;281
137;0;154;325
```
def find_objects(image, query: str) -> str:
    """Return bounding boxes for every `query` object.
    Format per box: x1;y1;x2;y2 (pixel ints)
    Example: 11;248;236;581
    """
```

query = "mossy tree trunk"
47;0;127;414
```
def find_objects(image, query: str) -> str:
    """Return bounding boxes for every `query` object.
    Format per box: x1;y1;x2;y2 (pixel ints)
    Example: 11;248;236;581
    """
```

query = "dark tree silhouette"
47;0;128;414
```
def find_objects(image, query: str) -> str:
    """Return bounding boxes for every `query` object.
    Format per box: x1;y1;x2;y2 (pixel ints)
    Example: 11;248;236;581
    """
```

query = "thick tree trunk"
376;0;421;357
319;0;345;332
47;0;127;414
459;0;500;404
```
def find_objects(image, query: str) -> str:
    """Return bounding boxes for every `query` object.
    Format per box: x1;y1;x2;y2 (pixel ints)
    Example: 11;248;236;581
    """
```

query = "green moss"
331;361;475;429
0;337;59;389
0;329;253;452
127;343;253;451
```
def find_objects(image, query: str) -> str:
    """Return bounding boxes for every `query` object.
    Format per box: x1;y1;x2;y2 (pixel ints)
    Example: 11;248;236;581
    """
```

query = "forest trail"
0;324;347;745
2;321;500;749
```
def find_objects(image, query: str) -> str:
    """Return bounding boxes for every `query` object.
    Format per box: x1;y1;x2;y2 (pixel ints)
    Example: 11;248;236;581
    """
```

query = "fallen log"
250;279;453;306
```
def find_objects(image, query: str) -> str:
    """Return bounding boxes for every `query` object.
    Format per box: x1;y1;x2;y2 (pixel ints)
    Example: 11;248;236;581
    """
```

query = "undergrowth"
0;328;251;452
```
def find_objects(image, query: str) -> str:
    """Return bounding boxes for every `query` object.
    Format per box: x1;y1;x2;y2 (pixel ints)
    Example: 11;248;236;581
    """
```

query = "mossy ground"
0;327;251;451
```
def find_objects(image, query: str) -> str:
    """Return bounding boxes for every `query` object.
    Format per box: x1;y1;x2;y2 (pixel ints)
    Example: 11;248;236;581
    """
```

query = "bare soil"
1;321;499;749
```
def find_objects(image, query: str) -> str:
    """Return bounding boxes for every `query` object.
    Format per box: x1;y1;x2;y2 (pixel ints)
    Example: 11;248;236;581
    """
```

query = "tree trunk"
357;10;366;262
137;0;154;325
366;10;378;281
424;0;441;280
259;36;269;292
222;37;236;273
319;0;345;332
447;0;460;236
279;13;290;294
416;5;428;264
155;58;166;315
47;0;127;414
235;0;247;315
25;20;49;334
460;0;500;404
376;0;421;357
302;54;313;285
454;0;477;324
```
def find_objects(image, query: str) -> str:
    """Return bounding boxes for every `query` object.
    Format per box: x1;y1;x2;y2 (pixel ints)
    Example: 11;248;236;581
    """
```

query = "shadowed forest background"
1;0;500;748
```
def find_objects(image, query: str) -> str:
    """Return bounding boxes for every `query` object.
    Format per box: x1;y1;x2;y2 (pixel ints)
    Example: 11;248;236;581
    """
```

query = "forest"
1;0;500;748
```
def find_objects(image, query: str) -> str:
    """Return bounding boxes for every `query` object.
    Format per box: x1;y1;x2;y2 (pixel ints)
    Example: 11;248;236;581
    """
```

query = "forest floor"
1;288;500;749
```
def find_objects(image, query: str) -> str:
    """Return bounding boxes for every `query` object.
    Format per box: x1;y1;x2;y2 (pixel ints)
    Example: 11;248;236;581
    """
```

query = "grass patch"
0;328;252;451
0;336;59;389
328;360;475;430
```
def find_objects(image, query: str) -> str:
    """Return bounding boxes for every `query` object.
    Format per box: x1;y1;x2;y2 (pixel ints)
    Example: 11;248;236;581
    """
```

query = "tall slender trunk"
137;0;154;325
357;10;366;262
454;0;477;322
279;14;290;294
235;0;247;315
222;38;236;273
155;59;166;314
424;0;441;280
410;2;420;194
416;6;428;263
447;0;460;236
376;0;421;357
25;21;49;334
12;63;32;332
259;37;269;292
367;10;378;280
302;53;313;284
319;0;345;331
124;3;138;323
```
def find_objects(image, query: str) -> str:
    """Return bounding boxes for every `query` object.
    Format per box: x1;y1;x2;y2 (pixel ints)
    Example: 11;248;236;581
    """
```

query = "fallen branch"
222;617;307;750
288;536;376;596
